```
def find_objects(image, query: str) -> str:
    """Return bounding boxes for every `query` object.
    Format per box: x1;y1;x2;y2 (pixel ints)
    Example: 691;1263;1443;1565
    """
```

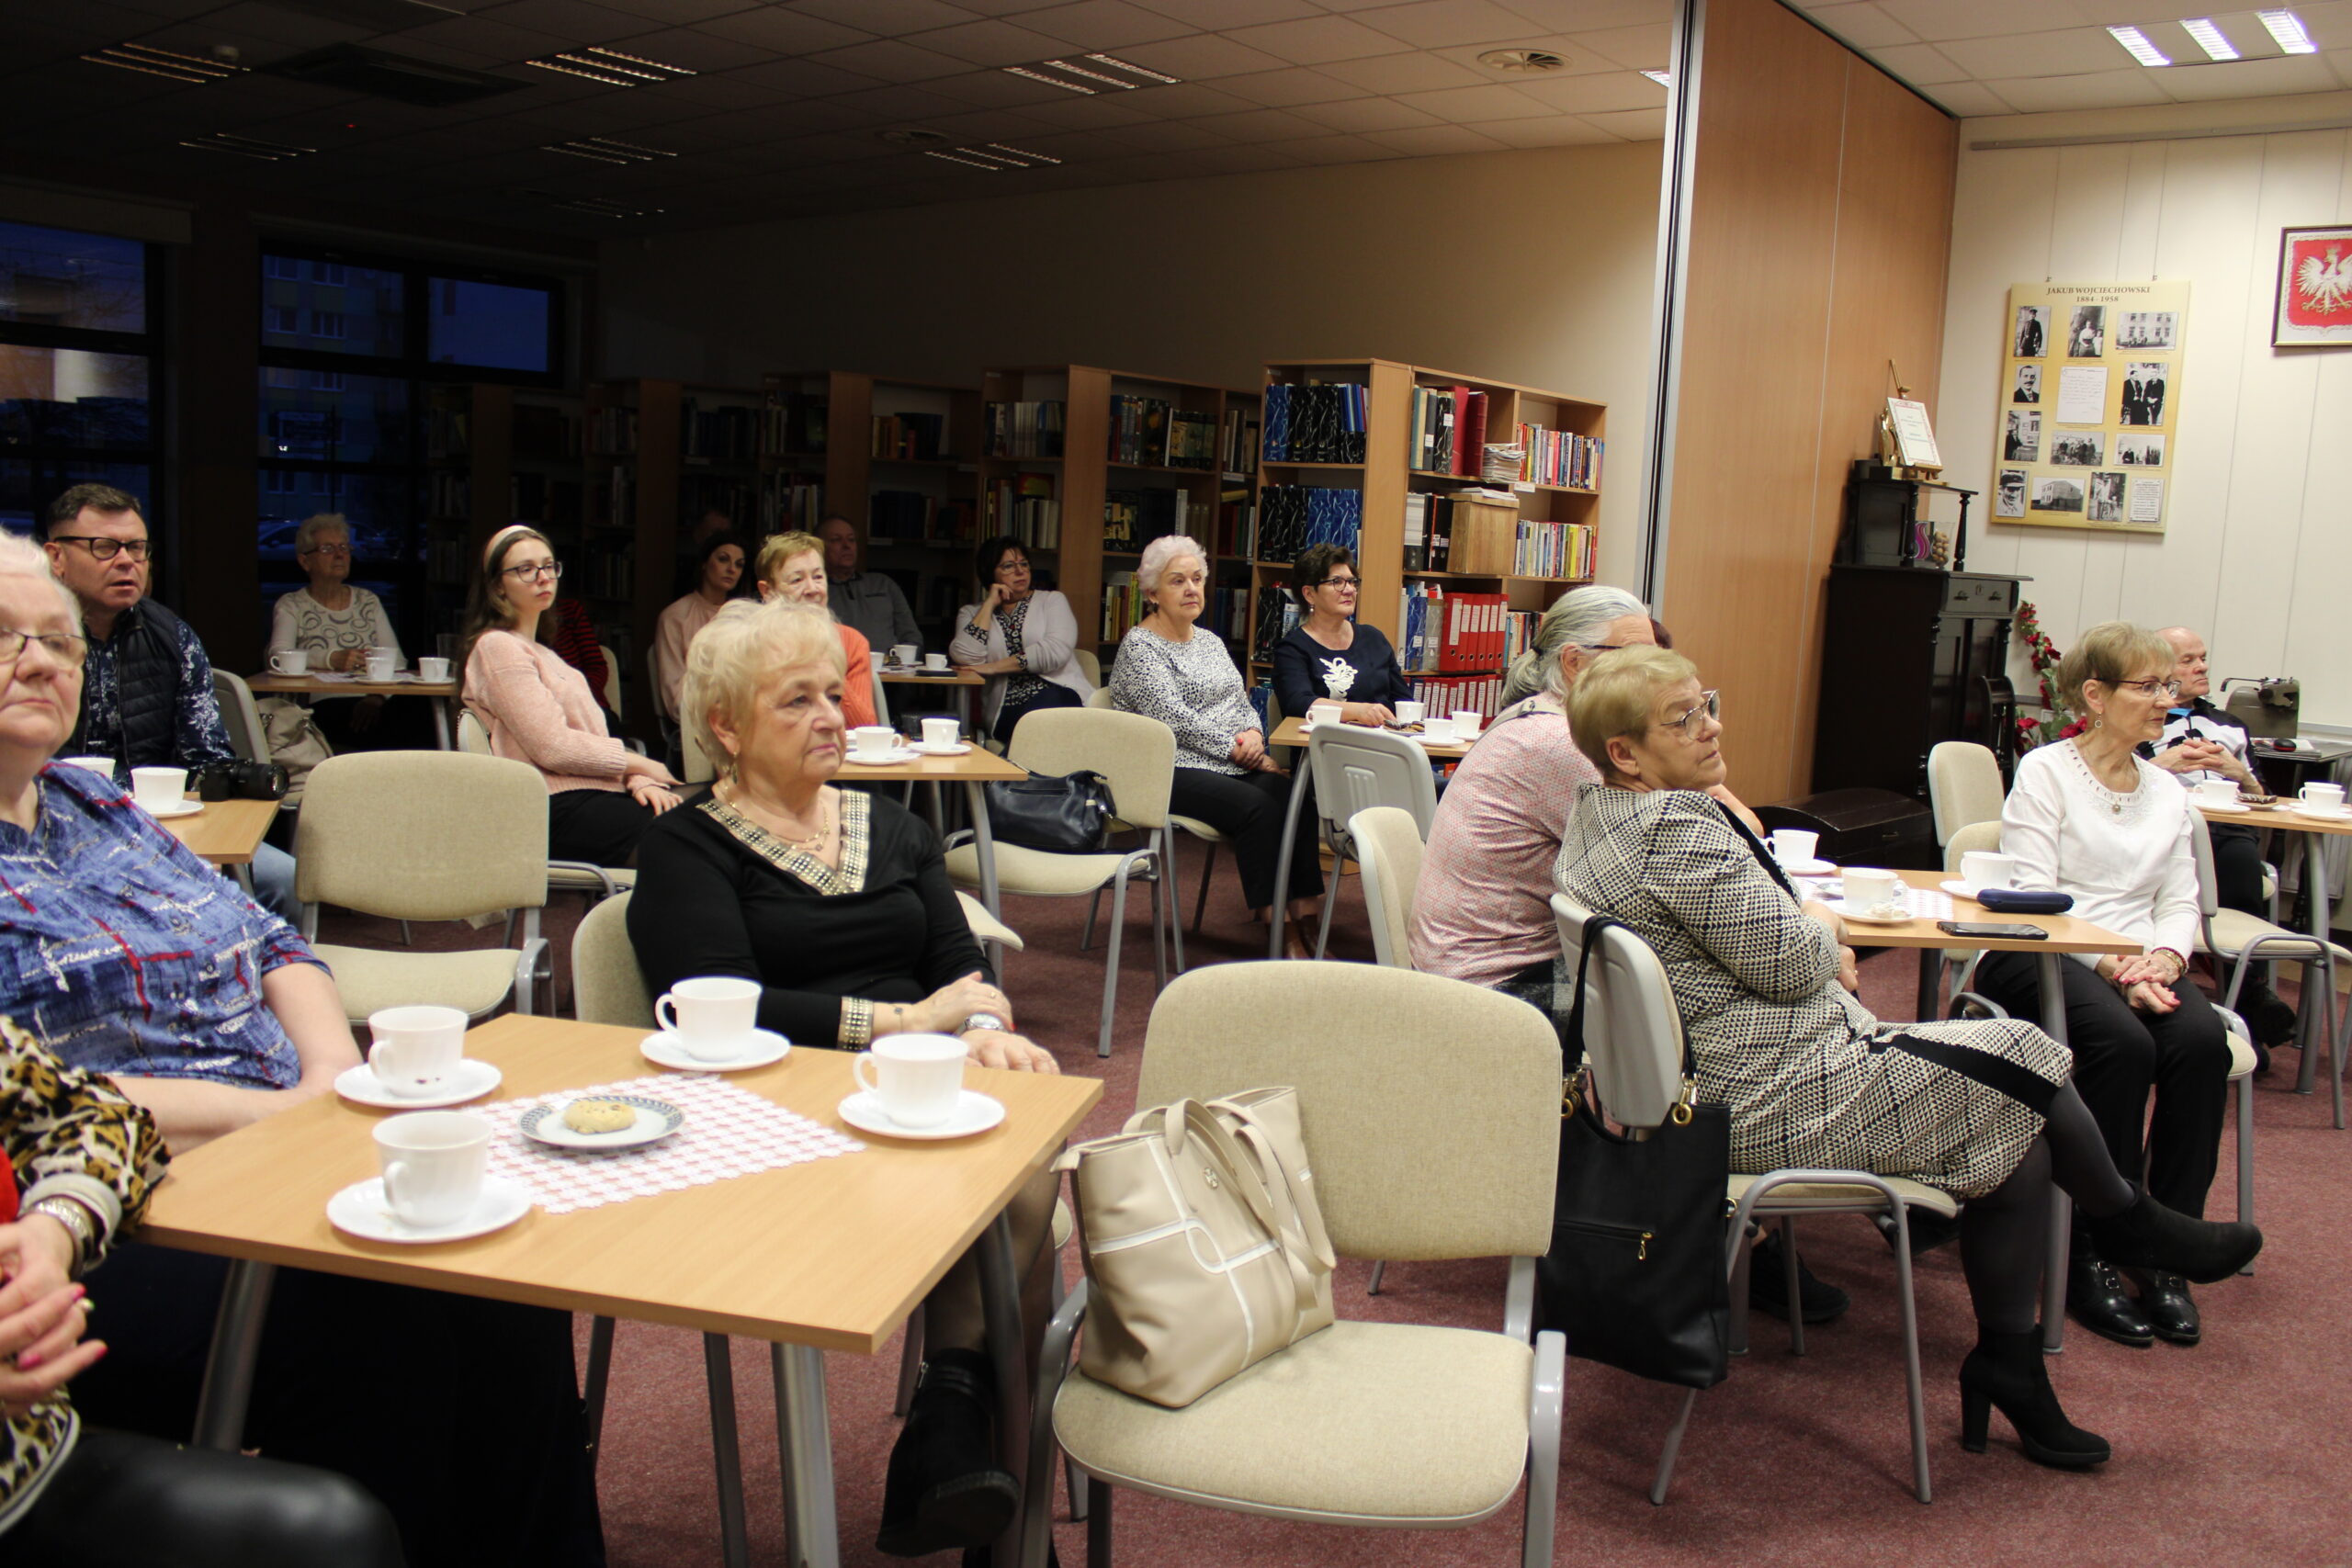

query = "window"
266;305;300;333
427;276;554;374
310;310;345;340
265;254;301;281
308;369;345;392
312;261;345;286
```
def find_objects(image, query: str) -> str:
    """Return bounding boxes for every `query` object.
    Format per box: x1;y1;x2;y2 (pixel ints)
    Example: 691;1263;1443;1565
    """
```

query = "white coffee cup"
1770;829;1820;866
365;650;396;682
1839;866;1902;914
1420;715;1457;743
924;652;949;671
850;725;897;759
890;644;919;668
922;716;960;750
1396;701;1425;727
130;766;187;814
1451;709;1482;739
1961;851;2020;893
59;756;115;776
268;649;310;675
2301;782;2346;811
368;1004;468;1097
853;1032;968;1129
417;655;451;682
653;976;762;1061
374;1111;491;1229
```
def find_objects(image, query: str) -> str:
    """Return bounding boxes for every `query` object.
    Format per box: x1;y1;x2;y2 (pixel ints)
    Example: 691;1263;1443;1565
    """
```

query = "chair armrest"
1948;991;2009;1021
1505;1255;1536;1343
514;936;549;1017
1022;1277;1090;1568
944;829;976;852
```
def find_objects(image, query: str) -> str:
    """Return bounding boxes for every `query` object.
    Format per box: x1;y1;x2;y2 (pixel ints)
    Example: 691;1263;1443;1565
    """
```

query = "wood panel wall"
1660;0;1959;805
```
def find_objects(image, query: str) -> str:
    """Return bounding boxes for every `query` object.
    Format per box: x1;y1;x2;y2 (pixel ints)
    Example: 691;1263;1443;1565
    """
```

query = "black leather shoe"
2136;1271;2201;1346
877;1349;1022;1558
1748;1233;1849;1325
2086;1185;2263;1283
2066;1254;2154;1348
1875;1206;1963;1257
2240;983;2300;1049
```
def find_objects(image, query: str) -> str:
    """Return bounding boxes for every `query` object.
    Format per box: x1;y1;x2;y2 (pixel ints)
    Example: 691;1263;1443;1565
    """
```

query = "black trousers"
65;1246;604;1568
1168;766;1325;911
991;681;1082;747
1977;951;2231;1220
548;786;657;868
2210;822;2267;918
10;1427;407;1568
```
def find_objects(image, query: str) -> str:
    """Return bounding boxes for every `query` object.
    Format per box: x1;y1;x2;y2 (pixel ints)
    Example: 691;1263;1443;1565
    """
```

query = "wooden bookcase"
424;382;582;650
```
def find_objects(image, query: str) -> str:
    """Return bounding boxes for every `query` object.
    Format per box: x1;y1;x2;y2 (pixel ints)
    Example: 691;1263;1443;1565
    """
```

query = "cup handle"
368;1040;390;1079
381;1160;410;1220
654;994;677;1035
853;1052;879;1097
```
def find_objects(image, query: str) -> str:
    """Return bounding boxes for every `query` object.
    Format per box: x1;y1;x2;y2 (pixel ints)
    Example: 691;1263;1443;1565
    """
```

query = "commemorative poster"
1992;281;2188;535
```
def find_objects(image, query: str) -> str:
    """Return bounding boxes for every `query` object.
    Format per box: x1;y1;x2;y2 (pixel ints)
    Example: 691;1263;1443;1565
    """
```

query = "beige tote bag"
1059;1089;1337;1408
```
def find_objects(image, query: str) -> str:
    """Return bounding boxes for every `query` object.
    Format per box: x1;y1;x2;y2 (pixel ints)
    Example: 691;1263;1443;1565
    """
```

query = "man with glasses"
40;483;300;917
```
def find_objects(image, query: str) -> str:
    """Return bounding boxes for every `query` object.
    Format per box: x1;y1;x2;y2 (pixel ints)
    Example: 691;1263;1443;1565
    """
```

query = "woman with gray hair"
1111;534;1323;948
266;513;401;673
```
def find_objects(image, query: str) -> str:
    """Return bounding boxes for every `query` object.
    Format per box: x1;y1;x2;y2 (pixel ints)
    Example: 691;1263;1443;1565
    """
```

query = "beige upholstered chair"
1023;962;1565;1568
212;669;270;765
293;751;548;1021
944;706;1173;1056
1081;687;1225;968
457;709;635;903
1073;647;1102;689
596;642;624;723
1928;741;2004;848
1351;806;1424;970
1938;819;2007;994
1300;724;1439;958
1552;892;1943;1505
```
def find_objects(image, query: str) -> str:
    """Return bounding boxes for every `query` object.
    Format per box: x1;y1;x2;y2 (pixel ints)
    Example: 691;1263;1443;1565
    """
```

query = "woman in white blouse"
948;536;1091;744
1976;621;2233;1352
267;513;403;743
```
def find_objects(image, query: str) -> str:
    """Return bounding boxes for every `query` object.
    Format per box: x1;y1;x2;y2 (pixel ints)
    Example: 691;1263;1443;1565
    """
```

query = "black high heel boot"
876;1348;1022;1558
2085;1186;2262;1283
1958;1329;2111;1470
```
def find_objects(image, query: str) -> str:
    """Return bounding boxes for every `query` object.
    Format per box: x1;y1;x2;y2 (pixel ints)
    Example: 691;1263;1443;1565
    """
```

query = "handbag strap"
1563;909;1700;1129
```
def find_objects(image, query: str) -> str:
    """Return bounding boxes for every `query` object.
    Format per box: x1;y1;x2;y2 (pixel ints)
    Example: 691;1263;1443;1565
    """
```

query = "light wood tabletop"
1798;867;2144;956
877;668;985;688
247;673;459;700
835;746;1026;784
161;793;279;866
138;1014;1102;1354
1269;714;1476;761
2197;797;2352;837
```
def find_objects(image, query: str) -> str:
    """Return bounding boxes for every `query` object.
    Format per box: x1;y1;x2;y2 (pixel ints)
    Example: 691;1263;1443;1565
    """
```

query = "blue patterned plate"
519;1094;684;1151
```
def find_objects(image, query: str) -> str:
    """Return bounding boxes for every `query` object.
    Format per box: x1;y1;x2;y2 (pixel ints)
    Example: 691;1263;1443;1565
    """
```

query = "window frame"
255;240;566;389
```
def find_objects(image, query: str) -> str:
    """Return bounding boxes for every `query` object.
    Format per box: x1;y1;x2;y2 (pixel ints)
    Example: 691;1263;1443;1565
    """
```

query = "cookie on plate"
562;1098;636;1134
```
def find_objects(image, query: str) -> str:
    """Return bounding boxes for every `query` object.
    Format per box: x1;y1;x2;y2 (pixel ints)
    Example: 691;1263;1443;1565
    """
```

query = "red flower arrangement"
2014;601;2071;750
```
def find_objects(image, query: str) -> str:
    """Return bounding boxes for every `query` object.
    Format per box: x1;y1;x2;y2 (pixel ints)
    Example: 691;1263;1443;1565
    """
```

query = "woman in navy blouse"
1270;542;1412;726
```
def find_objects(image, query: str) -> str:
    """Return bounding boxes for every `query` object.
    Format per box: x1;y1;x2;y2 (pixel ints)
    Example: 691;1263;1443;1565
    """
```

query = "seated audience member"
1111;535;1323;952
39;483;299;919
948;536;1091;746
549;594;617;732
652;531;747;749
0;1018;408;1567
1976;622;2238;1351
1557;645;2259;1471
822;515;922;654
266;511;406;748
462;525;682;867
754;531;878;728
1270;543;1410;725
0;529;602;1567
628;597;1057;1559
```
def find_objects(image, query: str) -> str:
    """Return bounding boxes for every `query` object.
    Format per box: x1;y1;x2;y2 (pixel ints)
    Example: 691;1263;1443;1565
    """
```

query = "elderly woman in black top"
1270;542;1412;726
628;597;1057;1561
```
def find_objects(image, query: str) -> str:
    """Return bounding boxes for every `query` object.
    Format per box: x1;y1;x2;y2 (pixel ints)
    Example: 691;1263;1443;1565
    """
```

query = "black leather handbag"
1537;915;1733;1392
984;769;1115;854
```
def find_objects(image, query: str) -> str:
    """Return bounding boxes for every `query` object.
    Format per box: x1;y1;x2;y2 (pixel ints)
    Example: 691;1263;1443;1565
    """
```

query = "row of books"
1263;382;1367;463
763;393;828;457
680;476;756;534
590;405;638;457
1406;491;1504;573
1399;586;1510;675
760;476;822;534
1216;488;1257;561
870;490;977;542
680;399;761;465
1408;385;1491;477
512;403;579;463
427;406;470;461
1105;395;1219;469
1254;486;1362;562
1402;671;1507;721
1102;486;1196;552
1222;406;1261;477
1505;521;1596;581
569;547;634;603
1501;610;1542;669
1251;592;1300;666
984;472;1060;547
873;412;945;462
1517;423;1604;491
1102;574;1247;644
513;472;582;527
986;400;1065;458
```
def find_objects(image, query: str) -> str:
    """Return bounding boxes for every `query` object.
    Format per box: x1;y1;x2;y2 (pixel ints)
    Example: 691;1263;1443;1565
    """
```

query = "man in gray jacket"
821;515;921;653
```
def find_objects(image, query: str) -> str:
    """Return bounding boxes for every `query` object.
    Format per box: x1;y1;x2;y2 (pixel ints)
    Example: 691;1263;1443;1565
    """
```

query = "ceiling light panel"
2257;9;2317;52
2179;17;2241;59
523;46;695;87
1001;54;1183;95
1641;70;1671;86
543;137;678;164
2108;25;2173;65
179;131;316;161
84;42;249;85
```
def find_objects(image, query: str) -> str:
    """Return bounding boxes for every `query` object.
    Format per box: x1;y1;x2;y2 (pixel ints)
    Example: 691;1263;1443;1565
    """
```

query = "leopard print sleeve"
4;1015;168;1246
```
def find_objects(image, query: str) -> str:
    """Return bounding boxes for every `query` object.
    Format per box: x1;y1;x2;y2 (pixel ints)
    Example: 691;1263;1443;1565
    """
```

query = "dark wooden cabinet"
1812;564;2024;800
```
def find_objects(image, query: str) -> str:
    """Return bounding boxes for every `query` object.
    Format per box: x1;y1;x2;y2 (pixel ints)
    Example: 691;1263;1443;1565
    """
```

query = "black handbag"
984;769;1115;854
1536;914;1733;1391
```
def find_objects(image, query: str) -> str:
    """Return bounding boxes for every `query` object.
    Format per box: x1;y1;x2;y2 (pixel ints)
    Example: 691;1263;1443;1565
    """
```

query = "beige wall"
597;141;1663;584
1933;92;2352;727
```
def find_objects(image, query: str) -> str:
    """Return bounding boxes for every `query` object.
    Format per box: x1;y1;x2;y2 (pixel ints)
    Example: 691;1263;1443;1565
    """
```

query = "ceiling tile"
179;2;372;49
1349;0;1545;49
393;14;576;61
1391;80;1555;118
821;82;984;121
805;38;974;81
1130;0;1323;24
1983;67;2169;110
788;0;978;30
1576;105;1663;137
1222;14;1415;63
1504;68;1664;112
1182;105;1331;139
596;25;775;70
479;0;664;45
1861;41;1967;85
1278;130;1401;162
1207;65;1361;104
1493;0;1673;27
903;105;1066;137
1464;112;1619;145
1288;93;1443;130
904;17;1075;62
1873;0;2092;42
1014;0;1196;49
2153;52;2344;99
1315;49;1487;90
1105;31;1291;75
1361;121;1510;152
1565;21;1669;68
1936;27;2141;78
593;0;764;20
1005;87;1164;123
917;67;1087;104
933;0;1072;13
1110;116;1238;148
694;6;873;51
2330;49;2352;89
1425;33;1625;76
1918;80;2016;115
655;71;794;106
1800;2;1917;50
724;56;891;94
1187;140;1317;170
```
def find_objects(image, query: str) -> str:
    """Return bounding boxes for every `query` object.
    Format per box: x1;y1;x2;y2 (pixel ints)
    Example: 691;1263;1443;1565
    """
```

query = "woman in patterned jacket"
1555;647;2260;1472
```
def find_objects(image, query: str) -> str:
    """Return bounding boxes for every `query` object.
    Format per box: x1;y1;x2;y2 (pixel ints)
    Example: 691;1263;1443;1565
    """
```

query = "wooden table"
248;672;460;749
141;1014;1102;1568
877;666;985;729
840;745;1028;917
161;793;278;868
2198;796;2352;1117
1266;716;1475;958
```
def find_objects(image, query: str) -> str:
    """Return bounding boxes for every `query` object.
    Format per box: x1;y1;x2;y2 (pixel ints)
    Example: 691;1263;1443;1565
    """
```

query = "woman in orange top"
755;530;877;728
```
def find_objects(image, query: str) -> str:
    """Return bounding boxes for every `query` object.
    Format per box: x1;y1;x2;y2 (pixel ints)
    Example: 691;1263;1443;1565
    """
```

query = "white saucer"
520;1093;684;1150
2293;803;2352;819
909;741;973;756
143;798;203;819
334;1058;503;1109
1941;879;1989;900
2198;798;2252;814
843;747;921;765
639;1027;791;1072
1838;903;1914;926
1779;857;1838;876
327;1175;532;1245
838;1089;1005;1141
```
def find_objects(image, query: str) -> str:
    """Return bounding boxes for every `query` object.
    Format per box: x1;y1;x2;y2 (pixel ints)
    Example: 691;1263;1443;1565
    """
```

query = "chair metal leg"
1087;1477;1113;1567
1159;829;1186;976
400;919;413;946
1523;1331;1566;1568
1312;829;1344;959
704;1333;752;1568
2238;1071;2256;1274
1080;887;1102;952
1889;1204;1932;1504
1099;877;1126;1058
2043;1191;2070;1354
1044;1262;1086;1522
582;1315;616;1463
894;1304;924;1418
1366;1259;1387;1295
1650;1387;1700;1505
1191;842;1216;933
1149;863;1169;995
1726;1233;1753;1357
1781;1216;1805;1358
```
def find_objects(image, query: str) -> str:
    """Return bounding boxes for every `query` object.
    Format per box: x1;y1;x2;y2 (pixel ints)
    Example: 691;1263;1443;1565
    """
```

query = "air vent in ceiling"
1476;48;1568;73
878;128;954;147
180;131;317;162
253;0;460;28
263;43;523;107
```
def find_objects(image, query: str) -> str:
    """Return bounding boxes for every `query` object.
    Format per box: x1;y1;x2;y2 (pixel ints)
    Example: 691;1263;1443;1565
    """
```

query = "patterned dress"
1556;784;2068;1198
993;597;1046;715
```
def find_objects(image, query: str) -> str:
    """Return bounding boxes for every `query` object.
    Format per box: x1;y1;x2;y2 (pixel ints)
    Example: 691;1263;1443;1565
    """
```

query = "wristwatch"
961;1012;1008;1036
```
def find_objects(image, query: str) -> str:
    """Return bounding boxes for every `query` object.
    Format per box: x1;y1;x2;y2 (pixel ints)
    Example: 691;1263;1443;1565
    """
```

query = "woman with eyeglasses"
267;513;401;675
1556;646;2258;1471
460;525;683;867
1973;622;2236;1352
1269;543;1410;727
949;536;1091;746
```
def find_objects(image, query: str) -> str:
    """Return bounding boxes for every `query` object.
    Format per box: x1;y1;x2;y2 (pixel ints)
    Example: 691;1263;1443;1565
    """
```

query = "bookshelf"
424;382;582;647
1250;357;1605;709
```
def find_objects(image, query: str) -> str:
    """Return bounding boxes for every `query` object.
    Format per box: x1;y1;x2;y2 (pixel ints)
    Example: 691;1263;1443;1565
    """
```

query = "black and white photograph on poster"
1996;468;2028;518
2118;311;2177;349
2117;433;2166;466
2086;471;2128;524
2049;432;2105;467
2067;305;2107;357
2033;476;2085;513
2014;305;2048;358
2004;409;2041;462
2011;364;2041;403
2120;362;2168;426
